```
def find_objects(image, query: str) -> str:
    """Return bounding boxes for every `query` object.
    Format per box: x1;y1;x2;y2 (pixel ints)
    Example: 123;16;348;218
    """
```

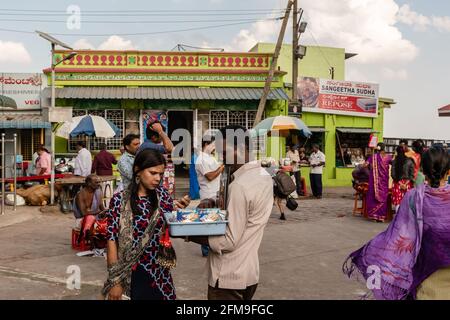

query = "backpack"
273;171;296;197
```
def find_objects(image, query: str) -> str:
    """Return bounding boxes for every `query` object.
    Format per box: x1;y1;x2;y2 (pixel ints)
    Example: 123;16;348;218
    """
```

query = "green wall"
250;43;346;82
251;42;392;187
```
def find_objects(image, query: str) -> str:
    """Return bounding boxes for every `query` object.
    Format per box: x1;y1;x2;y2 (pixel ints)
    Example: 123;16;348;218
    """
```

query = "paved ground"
0;188;387;300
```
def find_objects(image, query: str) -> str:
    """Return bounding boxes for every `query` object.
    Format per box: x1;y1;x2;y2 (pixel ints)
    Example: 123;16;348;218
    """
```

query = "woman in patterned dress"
102;149;177;300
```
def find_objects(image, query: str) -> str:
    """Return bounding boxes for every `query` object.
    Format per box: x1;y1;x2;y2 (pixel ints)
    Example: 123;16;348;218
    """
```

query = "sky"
0;0;449;140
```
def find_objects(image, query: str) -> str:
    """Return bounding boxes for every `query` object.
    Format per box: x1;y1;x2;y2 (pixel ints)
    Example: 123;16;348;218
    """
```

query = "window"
21;129;43;161
68;109;124;151
210;110;263;158
336;131;371;167
209;110;258;130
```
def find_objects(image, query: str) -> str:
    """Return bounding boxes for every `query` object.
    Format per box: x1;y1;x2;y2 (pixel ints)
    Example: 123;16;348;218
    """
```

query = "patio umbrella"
251;115;312;138
56;115;120;139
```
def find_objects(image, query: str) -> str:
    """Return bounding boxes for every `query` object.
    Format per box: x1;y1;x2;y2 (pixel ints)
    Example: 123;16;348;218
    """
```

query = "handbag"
286;196;298;211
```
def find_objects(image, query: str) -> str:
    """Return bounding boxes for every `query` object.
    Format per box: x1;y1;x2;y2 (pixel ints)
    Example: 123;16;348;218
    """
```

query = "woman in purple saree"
344;146;450;299
366;143;392;222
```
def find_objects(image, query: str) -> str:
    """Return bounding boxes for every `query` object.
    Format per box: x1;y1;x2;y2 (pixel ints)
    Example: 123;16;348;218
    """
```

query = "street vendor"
187;125;274;300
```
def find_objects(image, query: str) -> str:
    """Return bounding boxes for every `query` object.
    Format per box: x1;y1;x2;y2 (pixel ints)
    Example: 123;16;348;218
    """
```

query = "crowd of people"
356;139;428;222
27;123;449;301
345;143;450;299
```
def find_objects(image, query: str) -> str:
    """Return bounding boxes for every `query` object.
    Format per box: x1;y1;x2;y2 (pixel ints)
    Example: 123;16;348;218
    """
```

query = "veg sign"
0;73;46;110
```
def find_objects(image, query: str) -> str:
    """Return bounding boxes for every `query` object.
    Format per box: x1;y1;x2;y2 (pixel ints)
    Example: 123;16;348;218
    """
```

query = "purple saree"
344;183;450;300
366;153;392;221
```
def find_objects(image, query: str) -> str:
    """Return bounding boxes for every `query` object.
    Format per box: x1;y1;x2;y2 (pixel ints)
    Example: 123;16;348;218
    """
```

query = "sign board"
297;77;379;118
47;107;73;123
0;73;46;110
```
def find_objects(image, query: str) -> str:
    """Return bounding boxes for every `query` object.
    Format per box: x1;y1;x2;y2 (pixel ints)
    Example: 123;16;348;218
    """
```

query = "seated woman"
73;174;106;245
343;146;450;299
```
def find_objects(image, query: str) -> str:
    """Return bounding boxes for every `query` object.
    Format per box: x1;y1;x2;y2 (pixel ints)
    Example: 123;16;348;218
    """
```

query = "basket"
71;228;92;251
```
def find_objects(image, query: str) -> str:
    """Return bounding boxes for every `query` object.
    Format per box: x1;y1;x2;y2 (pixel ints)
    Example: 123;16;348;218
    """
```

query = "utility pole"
292;0;299;112
253;0;294;126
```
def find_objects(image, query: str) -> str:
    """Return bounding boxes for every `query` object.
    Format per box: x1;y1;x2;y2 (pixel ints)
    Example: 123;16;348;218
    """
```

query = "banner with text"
0;73;45;110
297;77;379;118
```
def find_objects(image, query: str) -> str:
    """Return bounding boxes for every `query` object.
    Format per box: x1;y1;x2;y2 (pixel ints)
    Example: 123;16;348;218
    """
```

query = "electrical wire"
0;17;282;24
0;17;283;37
0;8;288;13
0;12;286;17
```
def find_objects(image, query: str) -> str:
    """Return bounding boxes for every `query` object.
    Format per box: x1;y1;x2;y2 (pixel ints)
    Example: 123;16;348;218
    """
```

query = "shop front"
0;73;49;177
43;50;289;179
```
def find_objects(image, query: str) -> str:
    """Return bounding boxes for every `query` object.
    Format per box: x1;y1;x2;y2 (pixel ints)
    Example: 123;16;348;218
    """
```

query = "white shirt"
309;150;326;174
208;161;274;289
74;148;92;177
195;151;221;200
286;150;300;172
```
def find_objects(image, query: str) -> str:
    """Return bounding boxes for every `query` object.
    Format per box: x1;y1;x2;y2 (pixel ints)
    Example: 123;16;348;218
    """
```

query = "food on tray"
200;212;221;223
172;209;224;223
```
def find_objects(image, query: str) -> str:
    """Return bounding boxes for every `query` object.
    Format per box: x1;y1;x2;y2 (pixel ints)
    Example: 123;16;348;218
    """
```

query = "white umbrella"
56;115;120;139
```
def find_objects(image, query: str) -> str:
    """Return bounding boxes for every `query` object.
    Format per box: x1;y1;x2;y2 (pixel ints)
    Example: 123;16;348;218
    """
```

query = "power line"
0;17;283;37
0;8;288;13
0;12;286;17
0;17;282;24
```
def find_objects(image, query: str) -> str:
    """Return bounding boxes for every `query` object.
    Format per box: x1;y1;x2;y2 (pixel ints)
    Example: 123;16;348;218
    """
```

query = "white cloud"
222;1;419;65
396;4;431;31
227;18;281;52
73;39;95;50
381;67;408;80
0;40;32;64
72;36;136;51
432;16;450;33
297;0;419;64
98;36;136;50
397;4;450;33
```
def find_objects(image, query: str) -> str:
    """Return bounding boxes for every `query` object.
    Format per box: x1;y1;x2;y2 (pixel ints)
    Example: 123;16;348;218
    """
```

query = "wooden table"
56;175;117;212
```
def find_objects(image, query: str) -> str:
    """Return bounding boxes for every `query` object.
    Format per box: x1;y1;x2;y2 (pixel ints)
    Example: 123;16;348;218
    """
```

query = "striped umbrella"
56;115;120;139
251;115;312;137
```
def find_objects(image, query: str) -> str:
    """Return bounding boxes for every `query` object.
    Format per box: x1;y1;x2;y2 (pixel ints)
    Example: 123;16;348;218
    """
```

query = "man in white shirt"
74;141;92;177
195;136;225;201
309;144;326;199
195;135;225;256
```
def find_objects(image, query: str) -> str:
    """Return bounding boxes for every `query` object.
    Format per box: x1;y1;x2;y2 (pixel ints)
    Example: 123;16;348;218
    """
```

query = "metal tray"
164;211;228;236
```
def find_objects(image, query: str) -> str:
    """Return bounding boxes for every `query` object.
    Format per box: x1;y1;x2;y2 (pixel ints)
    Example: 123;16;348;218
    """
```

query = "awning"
0;114;51;129
438;104;450;117
0;95;17;109
336;128;377;134
42;87;289;100
309;127;327;132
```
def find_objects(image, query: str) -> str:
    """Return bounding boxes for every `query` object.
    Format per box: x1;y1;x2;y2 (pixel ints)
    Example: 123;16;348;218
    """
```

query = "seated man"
73;174;106;245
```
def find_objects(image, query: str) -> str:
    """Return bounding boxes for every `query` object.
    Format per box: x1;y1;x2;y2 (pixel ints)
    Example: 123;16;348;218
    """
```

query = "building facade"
43;50;289;175
251;43;396;186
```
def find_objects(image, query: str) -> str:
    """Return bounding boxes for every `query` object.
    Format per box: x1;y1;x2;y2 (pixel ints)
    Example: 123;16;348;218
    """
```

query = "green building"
251;43;395;187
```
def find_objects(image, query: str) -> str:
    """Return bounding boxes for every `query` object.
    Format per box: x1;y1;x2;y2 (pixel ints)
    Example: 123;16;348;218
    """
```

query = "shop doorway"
168;110;194;181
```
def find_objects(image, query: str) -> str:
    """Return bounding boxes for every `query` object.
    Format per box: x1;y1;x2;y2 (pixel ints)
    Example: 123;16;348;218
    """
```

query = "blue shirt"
117;151;135;191
138;141;166;154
